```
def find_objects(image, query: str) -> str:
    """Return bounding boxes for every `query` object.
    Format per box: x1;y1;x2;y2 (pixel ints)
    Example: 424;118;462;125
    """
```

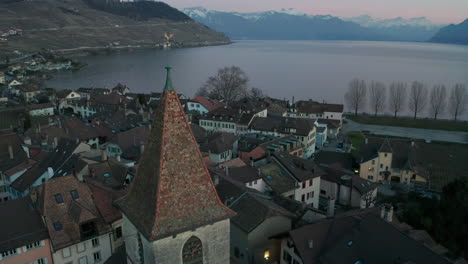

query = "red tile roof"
116;74;235;241
190;96;224;111
88;183;126;223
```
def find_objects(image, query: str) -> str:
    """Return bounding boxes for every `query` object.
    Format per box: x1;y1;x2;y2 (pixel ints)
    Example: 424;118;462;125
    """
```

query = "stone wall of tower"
151;218;231;264
123;214;231;264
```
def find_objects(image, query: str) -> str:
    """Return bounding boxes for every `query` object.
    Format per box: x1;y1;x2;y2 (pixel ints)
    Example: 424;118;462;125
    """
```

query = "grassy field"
347;131;365;150
346;115;468;132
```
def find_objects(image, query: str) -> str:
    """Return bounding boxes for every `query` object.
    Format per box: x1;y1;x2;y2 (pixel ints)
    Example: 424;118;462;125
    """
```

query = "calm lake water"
47;40;468;119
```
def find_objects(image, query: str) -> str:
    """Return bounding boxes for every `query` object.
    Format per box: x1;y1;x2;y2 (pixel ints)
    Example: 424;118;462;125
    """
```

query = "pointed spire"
163;65;174;91
116;67;235;241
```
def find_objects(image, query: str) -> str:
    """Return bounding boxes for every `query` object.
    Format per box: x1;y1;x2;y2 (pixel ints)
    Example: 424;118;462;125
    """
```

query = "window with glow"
182;236;203;264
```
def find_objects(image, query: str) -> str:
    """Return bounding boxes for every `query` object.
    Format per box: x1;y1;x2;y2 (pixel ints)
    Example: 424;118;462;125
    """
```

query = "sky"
163;0;468;24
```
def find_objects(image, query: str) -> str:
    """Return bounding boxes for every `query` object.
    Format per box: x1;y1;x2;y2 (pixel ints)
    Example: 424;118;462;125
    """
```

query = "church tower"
116;66;235;264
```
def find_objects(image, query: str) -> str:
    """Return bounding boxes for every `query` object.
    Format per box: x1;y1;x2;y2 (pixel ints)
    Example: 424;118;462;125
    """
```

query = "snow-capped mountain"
182;7;443;42
344;15;444;29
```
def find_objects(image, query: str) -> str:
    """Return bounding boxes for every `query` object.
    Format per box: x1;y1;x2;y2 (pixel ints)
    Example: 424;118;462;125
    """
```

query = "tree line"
345;79;467;120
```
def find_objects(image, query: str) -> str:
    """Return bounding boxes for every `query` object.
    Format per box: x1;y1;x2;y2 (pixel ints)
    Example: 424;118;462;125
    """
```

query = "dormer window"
53;221;63;231
54;194;64;204
70;190;79;199
80;221;97;239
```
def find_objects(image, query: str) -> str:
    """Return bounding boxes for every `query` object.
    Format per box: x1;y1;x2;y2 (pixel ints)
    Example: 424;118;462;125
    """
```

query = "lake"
47;40;468;119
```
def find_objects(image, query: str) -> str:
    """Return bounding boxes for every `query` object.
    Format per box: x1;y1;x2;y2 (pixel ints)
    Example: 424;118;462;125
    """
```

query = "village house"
18;84;41;102
9;138;90;199
319;165;378;209
249;117;317;158
25;116;100;147
7;79;22;90
239;135;304;168
76;87;110;97
215;175;296;264
27;102;55;116
105;126;150;162
199;107;257;135
277;207;450;264
316;118;341;138
0;197;53;264
289;100;344;122
111;83;131;95
260;153;323;208
87;183;127;253
84;158;132;189
187;96;224;114
355;137;468;193
36;175;114;264
223;165;266;192
0;132;31;202
200;132;239;164
315;126;328;148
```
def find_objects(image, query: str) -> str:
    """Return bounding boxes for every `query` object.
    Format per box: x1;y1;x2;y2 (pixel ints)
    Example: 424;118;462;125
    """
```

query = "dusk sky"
164;0;468;24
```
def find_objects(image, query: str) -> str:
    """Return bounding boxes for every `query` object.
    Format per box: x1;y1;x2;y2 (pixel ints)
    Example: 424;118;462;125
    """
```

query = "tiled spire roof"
116;67;235;241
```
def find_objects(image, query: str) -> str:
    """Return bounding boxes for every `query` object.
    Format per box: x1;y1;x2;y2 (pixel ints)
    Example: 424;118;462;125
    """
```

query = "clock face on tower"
182;236;203;264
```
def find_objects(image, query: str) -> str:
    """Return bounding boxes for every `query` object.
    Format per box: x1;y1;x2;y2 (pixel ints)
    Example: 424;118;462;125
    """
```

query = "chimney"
30;189;38;204
101;148;108;161
212;172;220;186
47;167;54;179
53;137;58;149
225;166;229;176
24;136;32;145
140;143;145;154
249;156;254;167
386;205;394;223
365;138;368;144
307;240;313;249
381;204;393;223
8;144;14;159
327;197;336;217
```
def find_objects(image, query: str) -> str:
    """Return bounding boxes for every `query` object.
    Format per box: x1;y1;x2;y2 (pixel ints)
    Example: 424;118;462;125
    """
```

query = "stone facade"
124;215;231;264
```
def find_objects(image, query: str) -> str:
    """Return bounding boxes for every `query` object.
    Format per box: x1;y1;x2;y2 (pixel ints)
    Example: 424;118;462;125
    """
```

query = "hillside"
183;7;443;42
430;19;468;45
0;0;230;58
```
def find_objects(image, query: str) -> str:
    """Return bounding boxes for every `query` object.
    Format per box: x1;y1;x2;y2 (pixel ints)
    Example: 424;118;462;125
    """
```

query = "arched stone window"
182;236;203;264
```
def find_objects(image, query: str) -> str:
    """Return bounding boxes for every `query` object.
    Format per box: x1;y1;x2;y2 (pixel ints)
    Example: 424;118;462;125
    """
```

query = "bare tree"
448;84;467;121
388;82;407;118
362;189;377;208
369;81;386;116
408;81;428;119
429;85;447;120
345;79;367;115
197;66;249;104
249;87;266;99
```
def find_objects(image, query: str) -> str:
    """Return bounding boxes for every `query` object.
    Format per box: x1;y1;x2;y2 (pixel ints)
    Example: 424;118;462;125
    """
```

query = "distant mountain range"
430;19;468;45
183;7;453;43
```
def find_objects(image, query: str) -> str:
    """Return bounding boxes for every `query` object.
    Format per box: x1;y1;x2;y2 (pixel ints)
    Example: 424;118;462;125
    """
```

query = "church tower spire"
163;65;174;91
117;66;234;264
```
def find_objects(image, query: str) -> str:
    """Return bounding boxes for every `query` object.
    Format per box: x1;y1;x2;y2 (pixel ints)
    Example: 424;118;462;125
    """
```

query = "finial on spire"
163;65;174;91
